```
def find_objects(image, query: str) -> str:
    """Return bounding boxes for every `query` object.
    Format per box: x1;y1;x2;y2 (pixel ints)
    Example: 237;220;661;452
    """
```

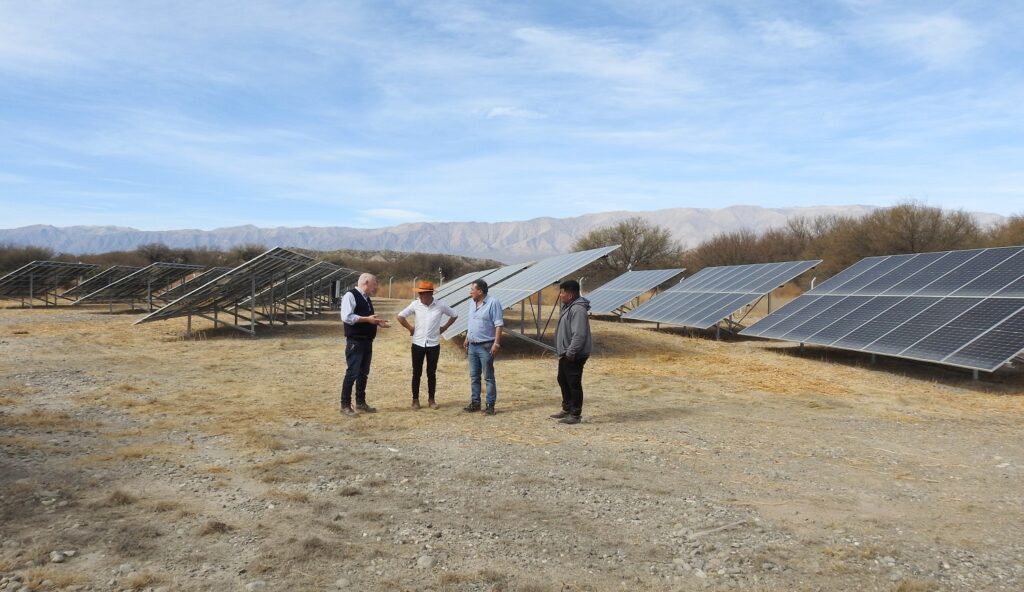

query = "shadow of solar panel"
585;268;684;315
741;246;1024;372
622;260;820;329
442;246;619;339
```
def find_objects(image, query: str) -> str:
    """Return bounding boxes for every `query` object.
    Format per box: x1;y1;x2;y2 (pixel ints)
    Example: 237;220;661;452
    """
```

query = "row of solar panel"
5;244;1023;373
741;246;1024;372
0;255;359;323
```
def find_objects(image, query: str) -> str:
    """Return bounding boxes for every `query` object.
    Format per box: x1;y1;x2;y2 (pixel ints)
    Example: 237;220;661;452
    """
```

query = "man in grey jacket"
551;279;592;424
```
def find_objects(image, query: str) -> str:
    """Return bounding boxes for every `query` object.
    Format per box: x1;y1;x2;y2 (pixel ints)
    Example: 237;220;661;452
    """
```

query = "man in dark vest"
340;273;390;417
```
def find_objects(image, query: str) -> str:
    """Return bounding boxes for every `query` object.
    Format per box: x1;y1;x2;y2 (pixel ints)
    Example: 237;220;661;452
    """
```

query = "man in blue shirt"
463;278;503;415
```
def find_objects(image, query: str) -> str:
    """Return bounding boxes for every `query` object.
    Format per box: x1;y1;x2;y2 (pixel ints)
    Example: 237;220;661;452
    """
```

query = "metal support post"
251;277;257;335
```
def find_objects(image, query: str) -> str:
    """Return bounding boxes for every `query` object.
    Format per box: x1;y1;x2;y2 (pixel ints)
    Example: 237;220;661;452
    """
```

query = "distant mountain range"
1;205;1005;262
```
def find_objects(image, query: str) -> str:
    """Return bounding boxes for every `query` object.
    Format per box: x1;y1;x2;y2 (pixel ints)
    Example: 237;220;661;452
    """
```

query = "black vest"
344;288;378;340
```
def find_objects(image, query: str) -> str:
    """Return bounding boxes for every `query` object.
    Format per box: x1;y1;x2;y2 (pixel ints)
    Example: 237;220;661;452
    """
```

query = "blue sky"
2;1;1022;230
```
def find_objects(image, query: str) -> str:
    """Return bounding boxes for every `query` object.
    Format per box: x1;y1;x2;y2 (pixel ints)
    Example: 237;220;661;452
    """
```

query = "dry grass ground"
0;297;1022;591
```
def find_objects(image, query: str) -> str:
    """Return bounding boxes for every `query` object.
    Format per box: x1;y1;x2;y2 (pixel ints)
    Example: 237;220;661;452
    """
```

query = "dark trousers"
341;338;373;408
411;344;441;400
557;356;588;416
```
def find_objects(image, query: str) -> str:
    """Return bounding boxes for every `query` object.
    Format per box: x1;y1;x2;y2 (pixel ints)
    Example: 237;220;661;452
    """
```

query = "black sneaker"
463;402;481;412
558;414;581;424
356;402;377;413
483;404;495;416
549;409;570;419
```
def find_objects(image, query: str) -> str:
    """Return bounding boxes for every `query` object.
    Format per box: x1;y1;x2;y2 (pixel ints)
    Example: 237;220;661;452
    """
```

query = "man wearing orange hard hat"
396;280;459;409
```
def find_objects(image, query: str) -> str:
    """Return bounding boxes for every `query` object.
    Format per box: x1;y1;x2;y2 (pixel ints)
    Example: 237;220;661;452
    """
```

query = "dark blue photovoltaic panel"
442;246;619;338
777;296;874;343
585;268;684;315
804;296;901;345
438;262;532;308
918;248;1018;296
829;256;913;295
622;260;820;329
857;253;943;295
864;298;976;355
944;312;1024;369
749;295;841;338
950;250;1024;297
830;298;941;351
882;250;981;296
740;295;825;337
901;299;1023;361
742;246;1024;372
434;269;497;301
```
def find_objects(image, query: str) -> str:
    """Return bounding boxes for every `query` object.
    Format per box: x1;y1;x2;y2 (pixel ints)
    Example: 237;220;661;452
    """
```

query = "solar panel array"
0;261;99;298
135;248;315;326
741;247;1024;372
585;268;685;315
158;267;233;302
74;262;205;305
623;260;822;329
442;246;619;338
60;266;142;299
438;262;532;308
246;261;359;309
433;268;497;301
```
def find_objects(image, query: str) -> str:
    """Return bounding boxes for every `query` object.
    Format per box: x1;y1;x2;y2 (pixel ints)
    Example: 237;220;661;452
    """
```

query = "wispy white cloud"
756;19;827;49
485;107;545;120
870;14;981;68
1;1;1023;231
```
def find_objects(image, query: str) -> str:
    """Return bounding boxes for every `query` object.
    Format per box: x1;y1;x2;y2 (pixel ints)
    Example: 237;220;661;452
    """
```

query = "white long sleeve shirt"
397;298;459;347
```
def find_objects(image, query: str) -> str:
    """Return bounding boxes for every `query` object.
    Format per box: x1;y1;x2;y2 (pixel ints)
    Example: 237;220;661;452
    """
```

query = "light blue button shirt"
467;295;504;343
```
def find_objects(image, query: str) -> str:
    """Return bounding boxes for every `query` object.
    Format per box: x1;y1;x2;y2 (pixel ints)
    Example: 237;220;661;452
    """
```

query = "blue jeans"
468;341;497;406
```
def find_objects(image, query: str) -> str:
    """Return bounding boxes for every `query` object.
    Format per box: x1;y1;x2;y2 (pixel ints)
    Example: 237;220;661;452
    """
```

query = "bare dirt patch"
1;303;1022;591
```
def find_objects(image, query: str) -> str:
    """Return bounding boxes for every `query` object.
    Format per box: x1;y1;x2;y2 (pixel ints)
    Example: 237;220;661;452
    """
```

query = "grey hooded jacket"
555;296;592;359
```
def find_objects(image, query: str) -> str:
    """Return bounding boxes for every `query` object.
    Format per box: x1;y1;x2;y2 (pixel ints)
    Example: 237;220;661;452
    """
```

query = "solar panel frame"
584;268;685;315
441;246;619;339
157;267;233;302
622;260;822;330
73;262;206;305
740;246;1024;372
0;261;100;299
433;269;497;301
135;248;316;333
60;266;143;299
437;262;533;308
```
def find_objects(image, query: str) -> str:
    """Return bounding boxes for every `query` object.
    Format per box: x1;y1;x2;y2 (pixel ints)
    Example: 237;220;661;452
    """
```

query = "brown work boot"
356;402;377;413
411;399;421;410
549;409;570;419
341;406;359;417
428;398;438;409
